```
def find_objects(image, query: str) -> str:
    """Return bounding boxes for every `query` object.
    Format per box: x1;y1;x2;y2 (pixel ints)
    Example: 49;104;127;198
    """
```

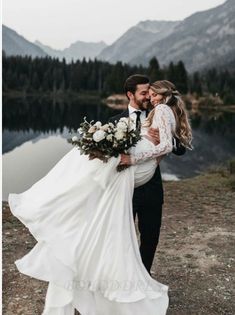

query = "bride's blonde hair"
145;80;192;149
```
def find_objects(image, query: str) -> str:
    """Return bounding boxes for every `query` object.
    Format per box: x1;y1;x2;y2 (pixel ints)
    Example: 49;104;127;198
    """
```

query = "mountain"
3;0;234;71
34;41;64;59
98;20;180;63
131;0;235;71
2;25;107;62
2;25;47;58
35;40;107;62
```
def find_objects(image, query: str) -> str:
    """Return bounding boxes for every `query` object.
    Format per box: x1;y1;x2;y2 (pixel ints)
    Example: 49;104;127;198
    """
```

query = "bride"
8;80;192;315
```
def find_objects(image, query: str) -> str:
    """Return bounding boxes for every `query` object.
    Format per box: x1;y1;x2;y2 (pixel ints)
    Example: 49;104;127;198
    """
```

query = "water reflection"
2;96;235;200
2;96;120;154
191;109;235;136
3;132;72;201
3;96;119;133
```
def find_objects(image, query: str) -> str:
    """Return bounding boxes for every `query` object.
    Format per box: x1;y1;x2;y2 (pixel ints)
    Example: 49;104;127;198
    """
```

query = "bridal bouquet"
69;117;141;166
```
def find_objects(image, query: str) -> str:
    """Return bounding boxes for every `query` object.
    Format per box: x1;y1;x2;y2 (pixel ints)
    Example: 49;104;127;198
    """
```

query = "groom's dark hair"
124;74;150;99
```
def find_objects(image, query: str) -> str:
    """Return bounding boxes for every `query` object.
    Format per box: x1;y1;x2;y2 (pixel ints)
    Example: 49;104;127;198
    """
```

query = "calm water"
2;96;235;200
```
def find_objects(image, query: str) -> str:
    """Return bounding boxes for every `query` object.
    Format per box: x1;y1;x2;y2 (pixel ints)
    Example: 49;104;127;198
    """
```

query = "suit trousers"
133;180;163;274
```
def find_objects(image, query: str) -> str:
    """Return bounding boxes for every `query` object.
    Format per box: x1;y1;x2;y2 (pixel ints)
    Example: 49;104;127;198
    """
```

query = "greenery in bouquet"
69;117;141;163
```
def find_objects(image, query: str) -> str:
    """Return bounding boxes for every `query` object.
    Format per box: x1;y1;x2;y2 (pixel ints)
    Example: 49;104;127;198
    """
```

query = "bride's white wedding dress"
8;104;176;315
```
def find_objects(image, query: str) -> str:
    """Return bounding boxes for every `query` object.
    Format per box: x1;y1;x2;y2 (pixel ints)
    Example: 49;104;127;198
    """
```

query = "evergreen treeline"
2;52;235;104
190;69;235;105
2;53;188;95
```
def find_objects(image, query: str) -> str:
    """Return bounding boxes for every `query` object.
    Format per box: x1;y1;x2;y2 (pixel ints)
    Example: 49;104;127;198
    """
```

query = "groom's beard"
135;98;151;110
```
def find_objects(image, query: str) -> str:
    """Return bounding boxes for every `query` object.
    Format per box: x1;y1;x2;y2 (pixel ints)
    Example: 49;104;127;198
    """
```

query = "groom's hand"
88;150;108;162
120;154;132;165
147;128;160;145
116;154;132;172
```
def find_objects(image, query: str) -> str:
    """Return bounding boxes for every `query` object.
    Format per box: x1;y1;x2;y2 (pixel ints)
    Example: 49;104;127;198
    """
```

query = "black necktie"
134;111;141;129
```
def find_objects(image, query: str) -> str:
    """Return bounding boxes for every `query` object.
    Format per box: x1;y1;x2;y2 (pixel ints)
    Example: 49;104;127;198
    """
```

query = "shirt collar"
128;104;141;114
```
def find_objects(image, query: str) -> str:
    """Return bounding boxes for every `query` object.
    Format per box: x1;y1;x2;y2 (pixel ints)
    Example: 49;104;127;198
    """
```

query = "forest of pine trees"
2;52;235;105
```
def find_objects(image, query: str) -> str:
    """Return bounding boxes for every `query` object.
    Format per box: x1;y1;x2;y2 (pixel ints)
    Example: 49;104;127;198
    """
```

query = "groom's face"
129;83;150;110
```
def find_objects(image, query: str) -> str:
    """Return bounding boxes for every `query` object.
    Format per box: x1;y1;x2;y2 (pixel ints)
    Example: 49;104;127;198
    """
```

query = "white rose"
119;117;129;123
77;128;83;134
115;130;125;140
88;126;96;133
108;122;114;128
117;121;128;132
94;121;102;128
100;124;109;131
106;134;113;142
93;130;106;142
72;136;78;142
128;121;135;131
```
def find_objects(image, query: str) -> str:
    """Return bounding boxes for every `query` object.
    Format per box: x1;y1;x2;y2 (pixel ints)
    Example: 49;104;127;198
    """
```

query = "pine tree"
148;57;160;82
191;72;202;95
175;61;188;93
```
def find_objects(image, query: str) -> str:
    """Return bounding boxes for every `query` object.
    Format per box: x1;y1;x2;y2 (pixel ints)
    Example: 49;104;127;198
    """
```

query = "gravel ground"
2;169;235;315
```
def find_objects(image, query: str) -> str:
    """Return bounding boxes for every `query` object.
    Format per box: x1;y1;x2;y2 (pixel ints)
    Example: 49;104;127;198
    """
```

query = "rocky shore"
2;168;235;314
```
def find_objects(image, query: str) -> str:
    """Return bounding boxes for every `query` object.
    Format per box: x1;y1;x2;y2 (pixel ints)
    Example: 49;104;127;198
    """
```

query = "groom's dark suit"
109;109;185;273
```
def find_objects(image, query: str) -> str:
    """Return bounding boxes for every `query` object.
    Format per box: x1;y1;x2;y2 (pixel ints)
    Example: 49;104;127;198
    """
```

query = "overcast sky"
3;0;226;49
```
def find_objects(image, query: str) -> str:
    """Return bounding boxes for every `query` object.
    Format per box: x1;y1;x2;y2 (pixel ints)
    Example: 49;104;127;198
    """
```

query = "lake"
2;96;235;201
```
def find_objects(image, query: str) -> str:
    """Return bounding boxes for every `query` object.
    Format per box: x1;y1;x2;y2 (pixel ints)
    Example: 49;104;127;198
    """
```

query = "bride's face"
149;89;164;106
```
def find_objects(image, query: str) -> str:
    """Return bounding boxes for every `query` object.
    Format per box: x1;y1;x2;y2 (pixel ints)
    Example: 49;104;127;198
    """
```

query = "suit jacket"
109;109;186;156
109;110;164;203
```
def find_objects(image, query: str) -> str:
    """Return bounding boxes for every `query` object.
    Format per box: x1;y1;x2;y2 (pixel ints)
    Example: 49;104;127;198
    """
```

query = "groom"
109;74;185;274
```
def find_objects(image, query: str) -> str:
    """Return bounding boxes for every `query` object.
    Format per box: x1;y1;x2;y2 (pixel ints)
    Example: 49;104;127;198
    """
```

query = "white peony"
72;136;78;142
93;130;106;142
117;121;128;132
94;121;102;128
114;130;125;140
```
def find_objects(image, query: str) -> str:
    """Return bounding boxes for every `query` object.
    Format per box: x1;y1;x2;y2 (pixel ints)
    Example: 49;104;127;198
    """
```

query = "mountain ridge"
3;25;107;62
130;0;235;71
2;25;47;58
35;40;107;62
3;1;234;71
97;20;180;63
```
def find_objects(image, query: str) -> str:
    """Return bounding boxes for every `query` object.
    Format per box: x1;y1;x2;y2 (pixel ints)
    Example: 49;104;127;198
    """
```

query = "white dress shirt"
128;104;147;128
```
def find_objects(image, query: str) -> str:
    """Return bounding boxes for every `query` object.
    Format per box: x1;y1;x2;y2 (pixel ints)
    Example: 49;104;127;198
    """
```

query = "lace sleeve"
131;105;173;165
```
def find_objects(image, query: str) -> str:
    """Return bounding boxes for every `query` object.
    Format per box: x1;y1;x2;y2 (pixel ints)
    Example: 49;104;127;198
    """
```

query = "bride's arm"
125;105;173;165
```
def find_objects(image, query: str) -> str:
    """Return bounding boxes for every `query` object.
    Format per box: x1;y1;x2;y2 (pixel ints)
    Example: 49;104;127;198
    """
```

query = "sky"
3;0;226;49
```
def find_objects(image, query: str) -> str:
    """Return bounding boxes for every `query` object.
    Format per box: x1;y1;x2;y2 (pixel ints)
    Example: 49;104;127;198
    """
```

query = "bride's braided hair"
144;80;192;149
